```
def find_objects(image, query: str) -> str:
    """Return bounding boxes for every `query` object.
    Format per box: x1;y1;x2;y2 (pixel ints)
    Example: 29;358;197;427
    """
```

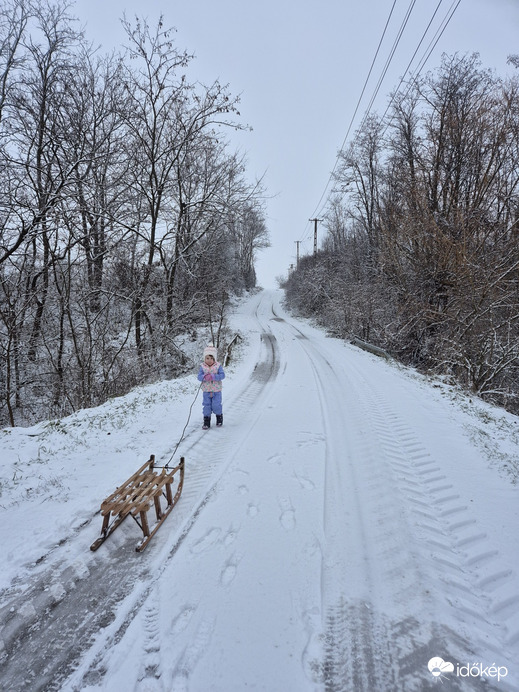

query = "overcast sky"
72;0;519;287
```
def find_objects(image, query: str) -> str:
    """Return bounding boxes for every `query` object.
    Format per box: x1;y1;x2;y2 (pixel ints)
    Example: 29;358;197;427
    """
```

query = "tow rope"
164;381;203;469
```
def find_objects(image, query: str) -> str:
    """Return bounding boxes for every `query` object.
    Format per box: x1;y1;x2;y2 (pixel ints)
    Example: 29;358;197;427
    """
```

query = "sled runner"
90;455;185;552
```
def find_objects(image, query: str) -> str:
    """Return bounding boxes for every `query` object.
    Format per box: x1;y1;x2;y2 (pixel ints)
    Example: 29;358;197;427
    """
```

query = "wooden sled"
90;455;185;552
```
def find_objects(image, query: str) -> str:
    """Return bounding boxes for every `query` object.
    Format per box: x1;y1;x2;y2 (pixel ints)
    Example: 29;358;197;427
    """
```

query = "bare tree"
335;114;384;264
0;3;268;425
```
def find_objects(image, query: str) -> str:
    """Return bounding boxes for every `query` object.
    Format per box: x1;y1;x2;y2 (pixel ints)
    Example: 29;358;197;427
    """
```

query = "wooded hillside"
285;54;519;414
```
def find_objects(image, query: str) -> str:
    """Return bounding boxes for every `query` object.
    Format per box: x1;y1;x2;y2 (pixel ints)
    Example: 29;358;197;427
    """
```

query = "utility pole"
294;240;301;269
309;218;322;256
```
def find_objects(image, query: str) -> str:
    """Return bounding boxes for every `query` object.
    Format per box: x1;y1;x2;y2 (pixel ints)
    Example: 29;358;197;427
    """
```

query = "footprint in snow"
220;556;240;586
223;524;240;546
170;605;197;636
278;497;296;530
280;509;296;531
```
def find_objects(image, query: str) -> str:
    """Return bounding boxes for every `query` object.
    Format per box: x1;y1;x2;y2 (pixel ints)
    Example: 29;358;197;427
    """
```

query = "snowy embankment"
1;289;518;691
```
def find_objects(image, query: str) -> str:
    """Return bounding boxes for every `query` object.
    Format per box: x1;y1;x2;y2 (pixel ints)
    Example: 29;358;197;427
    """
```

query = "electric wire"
380;0;462;131
307;0;418;234
376;0;446;124
360;0;418;129
306;0;463;235
306;0;398;226
317;0;418;222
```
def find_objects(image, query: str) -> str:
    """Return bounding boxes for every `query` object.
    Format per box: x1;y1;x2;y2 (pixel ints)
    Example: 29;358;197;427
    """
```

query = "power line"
360;0;418;127
378;0;446;121
380;0;462;129
410;0;463;78
311;0;463;225
307;0;398;223
308;0;419;227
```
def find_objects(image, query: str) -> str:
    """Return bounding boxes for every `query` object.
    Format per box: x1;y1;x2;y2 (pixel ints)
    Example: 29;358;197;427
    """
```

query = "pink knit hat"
203;343;217;360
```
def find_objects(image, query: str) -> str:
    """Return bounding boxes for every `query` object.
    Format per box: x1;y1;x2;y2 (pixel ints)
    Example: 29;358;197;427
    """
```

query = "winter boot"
216;414;223;427
202;416;211;430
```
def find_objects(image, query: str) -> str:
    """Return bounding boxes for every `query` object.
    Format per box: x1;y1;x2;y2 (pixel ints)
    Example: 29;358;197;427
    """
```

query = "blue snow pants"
203;390;222;417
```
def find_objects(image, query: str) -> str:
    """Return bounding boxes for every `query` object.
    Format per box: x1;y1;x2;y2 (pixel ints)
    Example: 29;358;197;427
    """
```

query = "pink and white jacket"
198;361;225;392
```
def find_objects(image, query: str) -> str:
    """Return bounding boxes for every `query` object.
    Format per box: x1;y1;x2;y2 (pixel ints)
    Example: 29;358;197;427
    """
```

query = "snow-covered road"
1;289;518;691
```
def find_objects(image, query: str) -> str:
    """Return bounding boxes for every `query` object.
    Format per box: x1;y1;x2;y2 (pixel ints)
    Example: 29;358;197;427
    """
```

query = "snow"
1;288;519;691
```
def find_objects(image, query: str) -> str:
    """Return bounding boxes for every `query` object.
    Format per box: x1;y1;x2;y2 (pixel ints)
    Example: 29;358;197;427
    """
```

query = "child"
197;344;225;429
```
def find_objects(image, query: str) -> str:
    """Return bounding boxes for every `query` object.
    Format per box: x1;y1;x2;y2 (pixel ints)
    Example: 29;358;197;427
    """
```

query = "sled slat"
99;458;156;509
90;456;185;552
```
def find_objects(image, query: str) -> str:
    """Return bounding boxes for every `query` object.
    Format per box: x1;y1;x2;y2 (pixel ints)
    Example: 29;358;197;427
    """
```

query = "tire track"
285;331;433;689
272;313;506;691
136;588;163;690
356;381;519;658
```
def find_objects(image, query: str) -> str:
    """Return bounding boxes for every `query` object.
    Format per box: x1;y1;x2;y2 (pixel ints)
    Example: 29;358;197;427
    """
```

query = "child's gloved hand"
203;373;214;381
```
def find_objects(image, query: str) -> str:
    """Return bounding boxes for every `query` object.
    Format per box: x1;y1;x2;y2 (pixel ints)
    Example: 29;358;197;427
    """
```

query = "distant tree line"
0;0;269;426
285;54;519;414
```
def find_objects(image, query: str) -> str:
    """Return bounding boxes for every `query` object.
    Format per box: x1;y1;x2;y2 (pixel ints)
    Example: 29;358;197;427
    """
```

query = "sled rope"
164;381;202;469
